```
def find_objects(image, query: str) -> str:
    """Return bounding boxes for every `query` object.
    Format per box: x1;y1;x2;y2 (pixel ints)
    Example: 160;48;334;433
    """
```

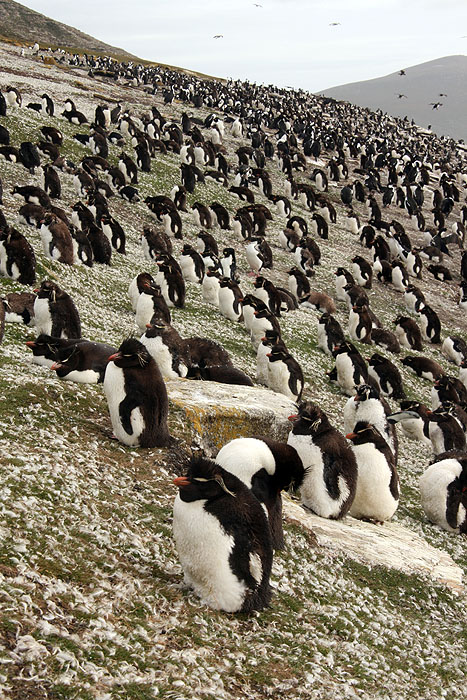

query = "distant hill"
0;0;137;58
320;55;467;143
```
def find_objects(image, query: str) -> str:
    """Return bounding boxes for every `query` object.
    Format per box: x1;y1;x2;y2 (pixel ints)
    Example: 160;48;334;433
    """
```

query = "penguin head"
144;320;171;338
174;455;238;504
35;280;63;302
354;383;380;402
288;401;330;437
368;353;386;367
345;421;384;446
109;338;151;368
136;272;155;292
51;343;80;372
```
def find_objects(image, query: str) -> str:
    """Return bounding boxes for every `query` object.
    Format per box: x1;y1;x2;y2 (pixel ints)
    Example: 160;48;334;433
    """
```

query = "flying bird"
213;35;224;39
253;3;263;6
430;102;443;109
396;94;407;99
329;22;341;26
439;93;448;97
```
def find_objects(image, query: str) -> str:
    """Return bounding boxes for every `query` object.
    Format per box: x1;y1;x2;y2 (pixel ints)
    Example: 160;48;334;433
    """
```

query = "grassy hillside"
0;41;466;699
0;0;136;57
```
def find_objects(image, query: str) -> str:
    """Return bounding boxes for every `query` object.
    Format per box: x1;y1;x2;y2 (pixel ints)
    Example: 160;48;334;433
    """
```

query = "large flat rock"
167;378;296;456
284;498;464;593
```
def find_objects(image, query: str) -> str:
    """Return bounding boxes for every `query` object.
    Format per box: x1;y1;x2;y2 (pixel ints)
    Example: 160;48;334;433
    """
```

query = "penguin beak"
173;476;191;487
146;323;153;328
50;362;61;370
25;341;36;348
288;414;298;422
108;352;121;362
345;432;356;440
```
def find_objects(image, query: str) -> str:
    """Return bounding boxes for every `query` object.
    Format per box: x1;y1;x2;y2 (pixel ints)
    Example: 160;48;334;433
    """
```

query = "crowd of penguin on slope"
0;48;466;614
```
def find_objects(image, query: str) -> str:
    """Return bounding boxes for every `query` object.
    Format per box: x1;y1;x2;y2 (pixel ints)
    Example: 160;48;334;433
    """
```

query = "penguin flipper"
119;393;143;435
445;480;463;530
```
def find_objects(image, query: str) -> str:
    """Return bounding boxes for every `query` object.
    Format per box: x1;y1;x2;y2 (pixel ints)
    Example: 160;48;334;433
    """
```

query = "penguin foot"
361;517;385;525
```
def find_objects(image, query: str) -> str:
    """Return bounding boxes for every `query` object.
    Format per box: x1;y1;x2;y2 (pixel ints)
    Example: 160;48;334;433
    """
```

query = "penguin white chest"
218;288;240;321
202;277;219;306
173;497;247;612
136;294;156;332
349;443;398;521
34;298;52;335
103;363;144;446
336;354;356;395
287;433;350;518
419;459;465;532
140;335;177;379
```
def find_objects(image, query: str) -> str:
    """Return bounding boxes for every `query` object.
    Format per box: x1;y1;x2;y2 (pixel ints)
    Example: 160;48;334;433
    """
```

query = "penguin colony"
1;43;467;614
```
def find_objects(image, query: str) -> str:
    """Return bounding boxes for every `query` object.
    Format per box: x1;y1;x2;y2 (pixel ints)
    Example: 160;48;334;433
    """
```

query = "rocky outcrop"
284;498;464;593
167;378;296;456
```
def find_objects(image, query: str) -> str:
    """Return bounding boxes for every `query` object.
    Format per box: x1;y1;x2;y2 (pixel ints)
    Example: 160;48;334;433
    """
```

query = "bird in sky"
329;22;341;26
253;3;263;6
430;102;443;109
213;35;224;39
439;93;448;97
396;94;407;99
399;69;406;76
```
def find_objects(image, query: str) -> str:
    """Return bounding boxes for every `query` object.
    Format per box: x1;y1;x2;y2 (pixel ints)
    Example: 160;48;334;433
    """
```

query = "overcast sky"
22;1;467;92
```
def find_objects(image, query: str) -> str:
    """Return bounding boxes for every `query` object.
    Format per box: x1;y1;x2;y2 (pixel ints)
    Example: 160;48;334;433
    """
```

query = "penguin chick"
288;402;358;519
173;454;273;613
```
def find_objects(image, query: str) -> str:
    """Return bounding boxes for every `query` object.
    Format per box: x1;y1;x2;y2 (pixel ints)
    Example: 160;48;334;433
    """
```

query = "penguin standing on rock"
419;454;467;533
215;436;305;549
346;422;400;522
287;402;358;519
173;454;273;613
104;338;171;447
33;280;81;339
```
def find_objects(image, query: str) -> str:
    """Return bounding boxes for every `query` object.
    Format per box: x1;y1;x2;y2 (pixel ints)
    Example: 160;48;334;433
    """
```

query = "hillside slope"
321;55;467;143
0;41;466;699
0;0;136;57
